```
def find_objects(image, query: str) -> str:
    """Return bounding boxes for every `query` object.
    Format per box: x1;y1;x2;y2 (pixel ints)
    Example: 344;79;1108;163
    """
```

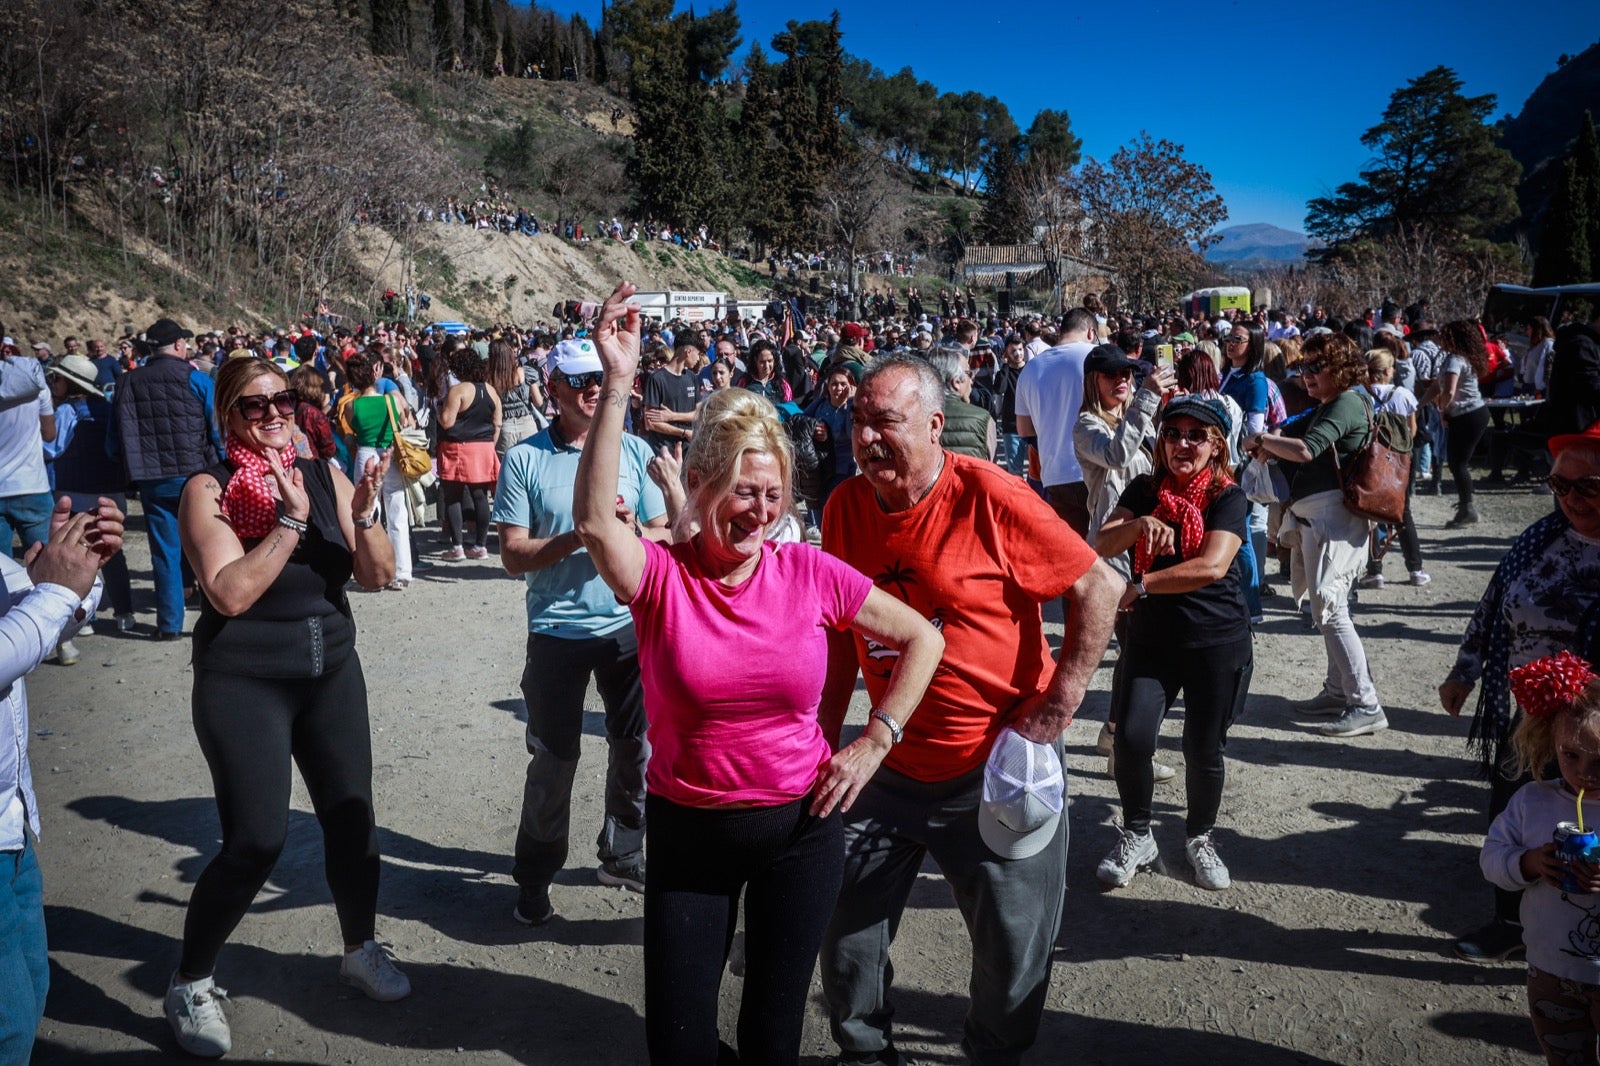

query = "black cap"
1083;344;1141;376
1159;396;1231;432
145;318;194;347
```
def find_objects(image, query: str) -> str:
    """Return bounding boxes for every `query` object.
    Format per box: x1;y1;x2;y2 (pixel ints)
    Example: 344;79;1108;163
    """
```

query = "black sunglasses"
559;371;603;390
1548;474;1600;499
1226;334;1248;344
1160;427;1212;445
233;389;298;421
1301;362;1326;374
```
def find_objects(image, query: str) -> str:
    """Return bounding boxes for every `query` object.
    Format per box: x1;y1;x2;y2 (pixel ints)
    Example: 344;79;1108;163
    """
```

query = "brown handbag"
1331;394;1412;525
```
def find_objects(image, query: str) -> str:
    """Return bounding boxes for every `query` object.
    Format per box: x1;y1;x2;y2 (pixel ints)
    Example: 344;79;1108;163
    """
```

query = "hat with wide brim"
1550;419;1600;457
46;355;103;396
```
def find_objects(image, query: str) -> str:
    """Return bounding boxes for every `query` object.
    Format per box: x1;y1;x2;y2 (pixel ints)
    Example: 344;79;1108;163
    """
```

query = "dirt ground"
22;480;1554;1065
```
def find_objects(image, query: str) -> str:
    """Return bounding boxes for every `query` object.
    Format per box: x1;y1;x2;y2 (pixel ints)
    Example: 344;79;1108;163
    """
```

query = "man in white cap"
818;354;1121;1065
491;338;667;924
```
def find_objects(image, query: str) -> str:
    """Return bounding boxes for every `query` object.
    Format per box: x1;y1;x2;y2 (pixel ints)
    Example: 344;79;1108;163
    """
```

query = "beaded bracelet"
277;514;309;535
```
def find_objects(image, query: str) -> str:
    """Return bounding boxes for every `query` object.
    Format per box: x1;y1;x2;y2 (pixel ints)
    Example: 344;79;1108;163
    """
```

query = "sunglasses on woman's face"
1160;427;1212;445
1300;362;1325;374
560;371;604;390
1226;334;1248;345
1547;474;1600;499
233;389;298;421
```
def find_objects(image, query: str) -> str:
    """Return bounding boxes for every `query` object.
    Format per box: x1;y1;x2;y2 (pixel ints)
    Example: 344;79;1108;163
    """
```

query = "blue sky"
533;0;1600;234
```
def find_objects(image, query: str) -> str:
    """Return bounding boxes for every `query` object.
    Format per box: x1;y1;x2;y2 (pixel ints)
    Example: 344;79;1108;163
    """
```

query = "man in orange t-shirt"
818;354;1121;1065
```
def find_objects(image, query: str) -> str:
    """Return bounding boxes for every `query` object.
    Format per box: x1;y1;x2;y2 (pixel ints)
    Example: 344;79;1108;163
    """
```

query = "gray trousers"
512;629;648;892
820;755;1069;1066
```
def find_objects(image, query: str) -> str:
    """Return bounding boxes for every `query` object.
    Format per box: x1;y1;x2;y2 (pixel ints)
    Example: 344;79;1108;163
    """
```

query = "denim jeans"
138;477;191;635
0;837;48;1064
0;491;54;559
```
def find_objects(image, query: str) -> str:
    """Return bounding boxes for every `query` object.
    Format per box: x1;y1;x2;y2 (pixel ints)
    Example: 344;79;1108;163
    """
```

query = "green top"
345;393;400;449
1284;388;1370;501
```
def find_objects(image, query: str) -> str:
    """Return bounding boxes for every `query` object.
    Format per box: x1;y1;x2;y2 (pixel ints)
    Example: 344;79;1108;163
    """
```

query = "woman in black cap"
1093;395;1253;892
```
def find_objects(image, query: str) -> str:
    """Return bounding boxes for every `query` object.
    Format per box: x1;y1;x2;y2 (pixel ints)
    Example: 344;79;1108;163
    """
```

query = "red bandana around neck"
222;435;298;540
1134;468;1227;577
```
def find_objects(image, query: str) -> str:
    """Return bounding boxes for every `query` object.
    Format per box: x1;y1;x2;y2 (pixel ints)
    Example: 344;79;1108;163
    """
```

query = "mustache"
862;443;895;462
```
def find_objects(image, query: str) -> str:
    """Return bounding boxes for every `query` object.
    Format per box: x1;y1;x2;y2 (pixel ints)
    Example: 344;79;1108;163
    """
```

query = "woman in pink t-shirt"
575;282;943;1066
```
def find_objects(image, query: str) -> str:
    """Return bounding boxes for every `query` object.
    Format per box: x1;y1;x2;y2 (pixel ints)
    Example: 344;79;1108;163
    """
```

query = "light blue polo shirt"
492;427;666;638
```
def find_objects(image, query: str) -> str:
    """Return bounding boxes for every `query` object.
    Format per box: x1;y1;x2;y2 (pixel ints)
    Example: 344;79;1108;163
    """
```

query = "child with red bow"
1483;651;1600;1063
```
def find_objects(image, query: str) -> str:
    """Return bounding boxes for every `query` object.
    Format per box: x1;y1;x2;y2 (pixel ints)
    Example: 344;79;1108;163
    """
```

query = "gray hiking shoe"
1319;704;1388;737
1097;826;1159;887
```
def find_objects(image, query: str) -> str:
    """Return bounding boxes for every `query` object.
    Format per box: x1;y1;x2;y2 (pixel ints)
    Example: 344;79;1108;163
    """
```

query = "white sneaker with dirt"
165;974;231;1057
1097;826;1159;887
1319;704;1389;738
1409;570;1431;587
1356;573;1384;590
1104;750;1176;783
1186;832;1231;891
55;640;80;666
340;941;412;1002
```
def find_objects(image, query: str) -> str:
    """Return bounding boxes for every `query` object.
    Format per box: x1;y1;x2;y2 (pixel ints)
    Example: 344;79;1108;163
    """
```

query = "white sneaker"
1105;749;1177;783
1097;826;1159;887
165;974;231;1057
1356;573;1384;590
1186;832;1231;890
55;640;80;666
340;941;412;1002
1409;570;1431;587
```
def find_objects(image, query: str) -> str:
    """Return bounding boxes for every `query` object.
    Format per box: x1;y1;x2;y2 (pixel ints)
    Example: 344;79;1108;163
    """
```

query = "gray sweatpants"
820;756;1069;1065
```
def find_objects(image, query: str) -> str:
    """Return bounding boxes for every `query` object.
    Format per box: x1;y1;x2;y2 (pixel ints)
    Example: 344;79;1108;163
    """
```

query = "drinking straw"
1581;790;1587;834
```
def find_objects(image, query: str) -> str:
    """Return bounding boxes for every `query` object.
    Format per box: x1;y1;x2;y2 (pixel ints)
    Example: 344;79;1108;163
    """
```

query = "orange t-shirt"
822;453;1098;782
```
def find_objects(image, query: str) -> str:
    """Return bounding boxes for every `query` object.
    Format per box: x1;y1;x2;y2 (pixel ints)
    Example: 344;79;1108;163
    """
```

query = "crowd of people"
5;282;1600;1064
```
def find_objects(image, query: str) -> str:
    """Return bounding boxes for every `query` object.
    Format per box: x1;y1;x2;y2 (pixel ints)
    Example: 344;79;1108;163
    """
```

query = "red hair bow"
1510;652;1599;719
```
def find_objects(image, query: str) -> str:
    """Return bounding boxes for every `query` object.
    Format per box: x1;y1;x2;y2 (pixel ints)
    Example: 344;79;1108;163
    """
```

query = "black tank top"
444;382;496;443
190;458;356;677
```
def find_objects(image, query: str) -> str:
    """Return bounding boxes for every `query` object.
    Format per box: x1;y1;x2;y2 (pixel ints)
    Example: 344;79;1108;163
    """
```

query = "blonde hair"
681;388;795;541
1194;339;1222;374
1366;349;1395;382
1509;678;1600;781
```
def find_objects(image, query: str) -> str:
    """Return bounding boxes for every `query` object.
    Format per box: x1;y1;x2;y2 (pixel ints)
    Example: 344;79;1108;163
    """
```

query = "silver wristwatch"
869;708;903;745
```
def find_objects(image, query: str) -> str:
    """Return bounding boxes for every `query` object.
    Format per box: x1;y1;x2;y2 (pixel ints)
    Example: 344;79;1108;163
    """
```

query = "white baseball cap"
546;337;602;377
978;728;1065;860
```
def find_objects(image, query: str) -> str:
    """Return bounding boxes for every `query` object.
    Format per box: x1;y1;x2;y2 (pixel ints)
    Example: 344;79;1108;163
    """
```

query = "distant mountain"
1499;39;1600;176
1204;223;1319;264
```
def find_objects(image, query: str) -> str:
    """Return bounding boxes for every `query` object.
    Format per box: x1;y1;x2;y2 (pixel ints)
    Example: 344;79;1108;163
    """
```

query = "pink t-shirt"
631;537;873;807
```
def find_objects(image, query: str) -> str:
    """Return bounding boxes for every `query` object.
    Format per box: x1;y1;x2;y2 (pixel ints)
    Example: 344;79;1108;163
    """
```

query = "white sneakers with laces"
340;940;413;1002
1186;832;1231;891
165;974;231;1058
1096;826;1159;887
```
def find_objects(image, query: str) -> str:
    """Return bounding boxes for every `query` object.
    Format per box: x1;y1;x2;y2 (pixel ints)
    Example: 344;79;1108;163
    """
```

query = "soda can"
1555;822;1600;894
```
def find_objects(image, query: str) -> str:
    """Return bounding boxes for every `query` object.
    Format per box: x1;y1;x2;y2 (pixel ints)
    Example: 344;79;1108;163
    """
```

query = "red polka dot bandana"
222;435;298;540
1511;651;1599;720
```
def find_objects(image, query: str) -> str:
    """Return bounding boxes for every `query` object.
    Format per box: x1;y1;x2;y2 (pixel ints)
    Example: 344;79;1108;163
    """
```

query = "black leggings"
442;480;491;548
1112;637;1253;837
1446;406;1492;509
181;658;379;977
644;793;843;1066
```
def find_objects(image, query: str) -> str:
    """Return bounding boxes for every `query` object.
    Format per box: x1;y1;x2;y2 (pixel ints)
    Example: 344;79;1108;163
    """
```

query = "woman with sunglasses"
1437;423;1600;963
1244;332;1386;740
1076;345;1178;783
1094;396;1252;890
167;358;405;1057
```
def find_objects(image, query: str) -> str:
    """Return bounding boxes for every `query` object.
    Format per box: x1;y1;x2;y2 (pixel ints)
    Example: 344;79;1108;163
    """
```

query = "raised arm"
573;282;649;602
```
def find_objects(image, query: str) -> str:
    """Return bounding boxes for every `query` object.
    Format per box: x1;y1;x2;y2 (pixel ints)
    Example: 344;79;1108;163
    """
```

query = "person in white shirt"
1015;308;1098;536
0;349;55;558
0;496;121;1062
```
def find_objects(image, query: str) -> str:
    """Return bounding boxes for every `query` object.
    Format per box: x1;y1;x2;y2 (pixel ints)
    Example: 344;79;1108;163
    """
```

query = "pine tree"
1534;158;1592;287
430;0;456;70
462;0;480;71
977;136;1031;245
479;0;498;75
1574;111;1600;278
500;10;519;76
